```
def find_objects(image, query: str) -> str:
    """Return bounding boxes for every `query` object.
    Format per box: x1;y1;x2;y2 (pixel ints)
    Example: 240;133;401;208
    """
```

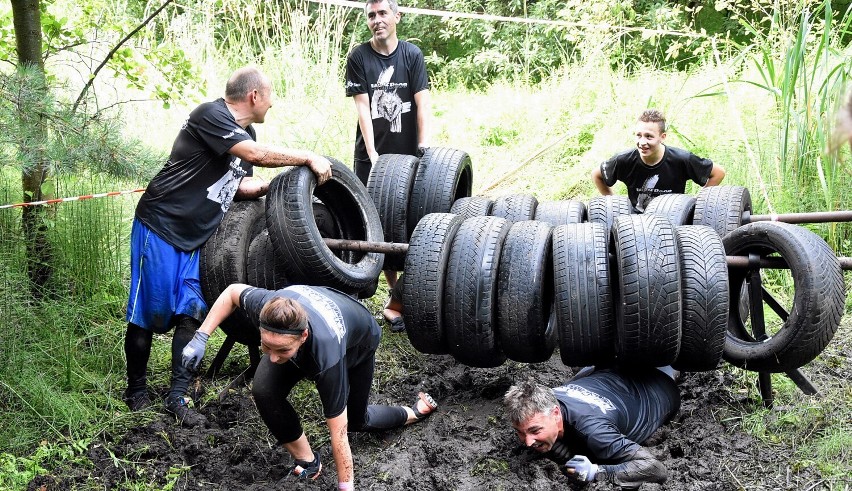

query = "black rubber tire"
610;214;682;366
552;223;615;367
722;222;845;372
693;185;752;237
490;194;539;223
401;213;464;354
672;225;728;372
588;195;633;234
265;158;383;292
534;200;587;226
407;147;473;238
247;229;289;291
496;221;555;363
450;196;494;220
200;199;266;346
444;216;511;368
366;154;419;271
644;194;696;226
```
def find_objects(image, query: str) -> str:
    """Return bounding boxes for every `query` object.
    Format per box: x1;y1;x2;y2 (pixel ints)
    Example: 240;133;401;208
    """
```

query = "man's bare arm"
229;140;331;184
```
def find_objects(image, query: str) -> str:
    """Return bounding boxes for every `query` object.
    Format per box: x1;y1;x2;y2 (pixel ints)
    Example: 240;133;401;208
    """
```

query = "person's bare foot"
405;392;437;424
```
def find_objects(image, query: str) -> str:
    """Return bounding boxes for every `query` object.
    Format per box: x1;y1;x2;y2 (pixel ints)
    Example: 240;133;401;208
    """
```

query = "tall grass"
708;0;852;249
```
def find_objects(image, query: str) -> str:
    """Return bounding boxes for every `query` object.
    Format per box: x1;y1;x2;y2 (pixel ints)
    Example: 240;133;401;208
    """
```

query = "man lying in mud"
180;283;437;490
504;367;680;489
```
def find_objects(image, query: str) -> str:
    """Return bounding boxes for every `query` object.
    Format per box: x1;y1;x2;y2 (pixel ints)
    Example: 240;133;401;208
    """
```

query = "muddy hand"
309;155;332;185
181;331;210;371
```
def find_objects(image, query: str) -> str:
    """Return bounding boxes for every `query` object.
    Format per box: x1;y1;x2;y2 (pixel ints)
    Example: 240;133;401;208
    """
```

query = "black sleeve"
344;48;368;97
409;45;430;94
594;447;668;488
239;286;273;328
194;103;254;157
684;152;713;185
600;152;626;187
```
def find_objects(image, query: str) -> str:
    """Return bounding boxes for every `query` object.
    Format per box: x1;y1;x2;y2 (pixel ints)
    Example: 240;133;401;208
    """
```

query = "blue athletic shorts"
126;219;208;333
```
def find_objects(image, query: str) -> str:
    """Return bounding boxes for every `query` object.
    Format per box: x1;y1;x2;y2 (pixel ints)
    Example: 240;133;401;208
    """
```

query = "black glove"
416;145;428;158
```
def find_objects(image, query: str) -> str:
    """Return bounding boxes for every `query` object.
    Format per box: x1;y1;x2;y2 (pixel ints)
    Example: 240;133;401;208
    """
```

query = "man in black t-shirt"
124;66;333;426
180;283;437;490
591;109;726;212
504;368;680;489
345;0;432;322
345;0;431;184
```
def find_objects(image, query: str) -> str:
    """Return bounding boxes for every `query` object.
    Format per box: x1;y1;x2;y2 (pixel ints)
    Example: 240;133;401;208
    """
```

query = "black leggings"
252;351;407;444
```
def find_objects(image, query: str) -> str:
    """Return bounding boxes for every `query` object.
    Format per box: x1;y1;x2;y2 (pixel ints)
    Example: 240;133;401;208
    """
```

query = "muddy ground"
29;323;849;491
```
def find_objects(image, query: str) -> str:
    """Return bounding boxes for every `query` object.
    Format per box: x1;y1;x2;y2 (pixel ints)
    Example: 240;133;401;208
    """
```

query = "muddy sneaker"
123;390;151;412
290;451;322;480
165;396;207;428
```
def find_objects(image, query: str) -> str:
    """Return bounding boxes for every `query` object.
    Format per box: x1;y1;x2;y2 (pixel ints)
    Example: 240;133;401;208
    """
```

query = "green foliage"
0;439;90;490
707;0;852;249
1;0;203;112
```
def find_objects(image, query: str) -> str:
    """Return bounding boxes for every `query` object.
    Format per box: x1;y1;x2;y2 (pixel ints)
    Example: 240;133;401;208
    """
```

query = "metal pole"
726;255;852;270
745;210;852;224
323;237;409;255
320;237;852;270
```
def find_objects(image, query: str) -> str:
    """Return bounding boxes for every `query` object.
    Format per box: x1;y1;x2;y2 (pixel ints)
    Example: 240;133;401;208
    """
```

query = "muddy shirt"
599;146;713;212
240;285;382;418
554;368;680;465
135;98;255;251
345;40;429;160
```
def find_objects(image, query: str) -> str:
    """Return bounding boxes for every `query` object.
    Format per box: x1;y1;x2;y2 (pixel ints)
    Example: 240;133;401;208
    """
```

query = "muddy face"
512;406;562;453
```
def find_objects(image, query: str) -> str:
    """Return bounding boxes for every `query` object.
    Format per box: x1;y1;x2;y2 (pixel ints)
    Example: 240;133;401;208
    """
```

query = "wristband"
338;482;354;491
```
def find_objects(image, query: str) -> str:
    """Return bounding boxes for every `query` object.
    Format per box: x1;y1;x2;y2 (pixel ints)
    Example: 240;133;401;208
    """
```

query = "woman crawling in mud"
180;283;438;491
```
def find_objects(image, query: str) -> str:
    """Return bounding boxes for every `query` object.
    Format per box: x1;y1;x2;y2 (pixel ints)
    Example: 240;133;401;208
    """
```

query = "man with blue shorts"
125;66;332;426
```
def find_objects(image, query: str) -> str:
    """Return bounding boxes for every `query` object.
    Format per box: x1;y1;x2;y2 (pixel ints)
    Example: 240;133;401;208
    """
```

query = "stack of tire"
400;185;844;374
365;148;473;271
200;157;386;345
401;210;731;371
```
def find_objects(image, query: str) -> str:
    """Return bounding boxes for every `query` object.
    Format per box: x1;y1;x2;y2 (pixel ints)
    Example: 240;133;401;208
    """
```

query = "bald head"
225;66;270;102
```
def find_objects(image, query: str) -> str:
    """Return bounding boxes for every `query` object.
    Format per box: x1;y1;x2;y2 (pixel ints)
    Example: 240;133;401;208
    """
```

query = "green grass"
3;0;852;487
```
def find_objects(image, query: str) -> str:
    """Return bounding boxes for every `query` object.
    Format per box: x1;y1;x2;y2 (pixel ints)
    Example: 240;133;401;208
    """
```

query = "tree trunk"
11;0;53;294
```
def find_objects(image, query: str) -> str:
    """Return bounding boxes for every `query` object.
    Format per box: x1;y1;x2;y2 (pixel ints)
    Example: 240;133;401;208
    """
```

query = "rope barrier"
0;188;145;210
308;0;707;39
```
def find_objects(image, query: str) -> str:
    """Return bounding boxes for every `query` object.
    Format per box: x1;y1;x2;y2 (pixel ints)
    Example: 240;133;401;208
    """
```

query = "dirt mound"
28;350;825;490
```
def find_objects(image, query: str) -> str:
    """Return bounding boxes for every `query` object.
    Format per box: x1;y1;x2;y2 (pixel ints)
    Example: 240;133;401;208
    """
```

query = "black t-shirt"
553;369;680;464
345;40;430;160
600;146;713;212
135;98;255;251
240;285;382;419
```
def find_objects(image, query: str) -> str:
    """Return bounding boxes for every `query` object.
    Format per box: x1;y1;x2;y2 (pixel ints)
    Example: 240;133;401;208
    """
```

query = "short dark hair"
225;66;267;101
365;0;399;15
503;378;558;425
638;109;666;133
259;297;308;336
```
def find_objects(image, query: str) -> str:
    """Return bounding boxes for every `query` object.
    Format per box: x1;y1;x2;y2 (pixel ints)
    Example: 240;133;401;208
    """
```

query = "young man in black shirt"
591;109;726;212
504;368;680;489
124;66;332;426
181;283;437;490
